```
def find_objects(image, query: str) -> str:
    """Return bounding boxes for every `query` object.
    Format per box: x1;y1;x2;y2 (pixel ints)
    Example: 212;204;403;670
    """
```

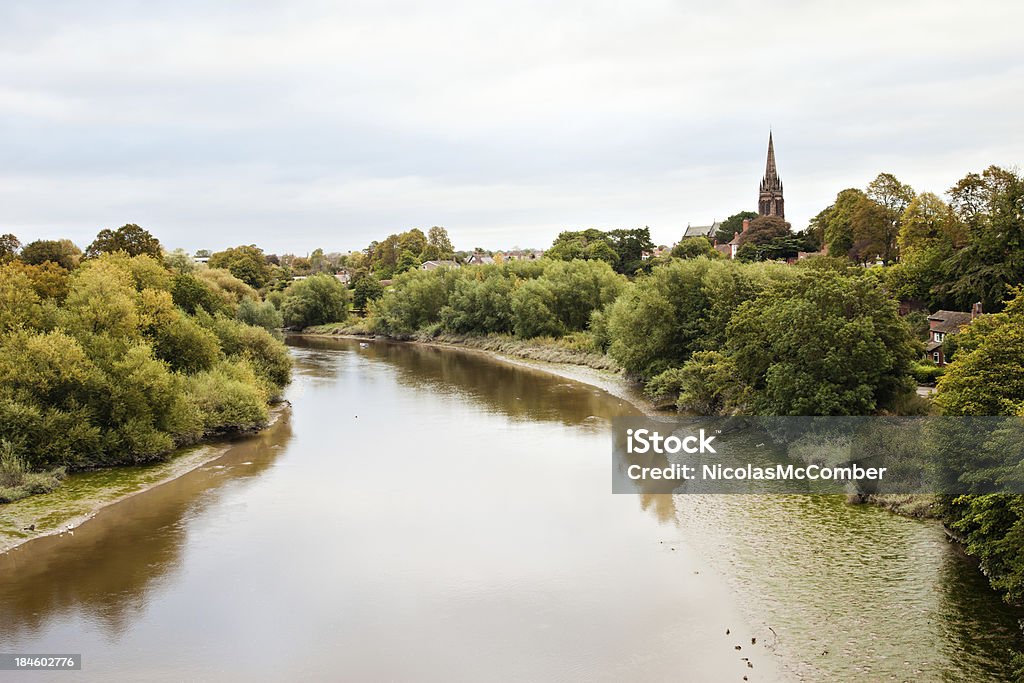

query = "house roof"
927;310;974;334
925;340;943;353
421;260;459;269
682;221;720;239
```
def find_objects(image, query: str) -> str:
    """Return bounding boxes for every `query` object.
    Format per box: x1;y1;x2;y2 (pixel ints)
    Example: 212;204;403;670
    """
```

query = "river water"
1;336;1021;681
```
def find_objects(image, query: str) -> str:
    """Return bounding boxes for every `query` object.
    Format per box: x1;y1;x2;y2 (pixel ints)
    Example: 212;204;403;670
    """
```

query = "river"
1;336;1021;681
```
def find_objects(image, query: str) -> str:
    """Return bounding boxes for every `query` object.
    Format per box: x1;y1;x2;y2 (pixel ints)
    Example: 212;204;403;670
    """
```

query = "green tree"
163;248;197;274
442;270;515;334
236;298;284;332
172;273;225;315
816;188;866;259
606;259;779;379
727;269;918;415
671;237;717;260
715;211;757;243
85;224;162;259
427;226;455;258
396;249;421;273
511;279;564;338
736;216;792;248
280;273;350;329
864;172;915;264
942;166;1024;312
935;287;1024;416
208;245;273;289
19;239;81;270
352;276;385;310
0;234;19;263
371;268;458;335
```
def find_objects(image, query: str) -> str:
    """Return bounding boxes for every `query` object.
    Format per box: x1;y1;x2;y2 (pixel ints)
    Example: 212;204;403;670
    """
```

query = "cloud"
0;0;1021;253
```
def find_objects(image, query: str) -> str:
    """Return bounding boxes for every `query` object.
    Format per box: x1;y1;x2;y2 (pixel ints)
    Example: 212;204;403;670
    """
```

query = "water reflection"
290;335;642;427
0;414;292;643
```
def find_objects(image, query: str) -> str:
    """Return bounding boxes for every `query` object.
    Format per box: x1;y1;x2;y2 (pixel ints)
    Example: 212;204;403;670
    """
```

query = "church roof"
683;221;720;239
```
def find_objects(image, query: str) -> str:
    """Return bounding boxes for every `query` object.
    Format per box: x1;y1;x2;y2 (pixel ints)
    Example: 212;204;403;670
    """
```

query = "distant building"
421;260;460;271
464;253;494;265
335;269;352;284
714;218;752;259
499;249;544;261
925;303;982;366
758;132;784;218
682;222;721;240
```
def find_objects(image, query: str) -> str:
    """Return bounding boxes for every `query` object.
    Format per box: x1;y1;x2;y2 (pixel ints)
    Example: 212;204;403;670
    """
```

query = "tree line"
0;225;292;503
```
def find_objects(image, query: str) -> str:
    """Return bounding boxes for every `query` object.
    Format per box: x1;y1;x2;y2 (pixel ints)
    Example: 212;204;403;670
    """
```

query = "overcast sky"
1;1;1021;255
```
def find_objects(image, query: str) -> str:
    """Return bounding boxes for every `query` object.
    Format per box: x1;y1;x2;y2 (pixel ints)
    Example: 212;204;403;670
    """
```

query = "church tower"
758;132;784;218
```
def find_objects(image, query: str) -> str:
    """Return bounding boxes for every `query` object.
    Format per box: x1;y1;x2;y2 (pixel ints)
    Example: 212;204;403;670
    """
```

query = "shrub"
237;297;284;331
910;361;944;385
187;362;269;432
194;267;260;313
172;273;226;315
281;273;350;329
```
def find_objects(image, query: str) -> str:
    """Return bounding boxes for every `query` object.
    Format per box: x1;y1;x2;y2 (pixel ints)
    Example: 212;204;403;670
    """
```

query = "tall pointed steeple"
758;131;784;218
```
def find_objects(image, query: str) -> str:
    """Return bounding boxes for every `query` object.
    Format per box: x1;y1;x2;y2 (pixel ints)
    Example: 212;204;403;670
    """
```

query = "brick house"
925;303;982;366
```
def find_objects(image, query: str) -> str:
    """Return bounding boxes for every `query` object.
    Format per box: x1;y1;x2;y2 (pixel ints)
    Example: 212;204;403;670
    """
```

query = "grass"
864;493;940;519
0;443;65;504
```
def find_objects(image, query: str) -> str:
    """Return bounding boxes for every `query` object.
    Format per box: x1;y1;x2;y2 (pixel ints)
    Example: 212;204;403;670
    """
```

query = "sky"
1;1;1022;255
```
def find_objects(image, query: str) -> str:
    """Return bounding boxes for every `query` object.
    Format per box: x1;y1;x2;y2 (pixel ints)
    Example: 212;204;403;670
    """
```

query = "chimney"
742;218;750;233
972;301;983;319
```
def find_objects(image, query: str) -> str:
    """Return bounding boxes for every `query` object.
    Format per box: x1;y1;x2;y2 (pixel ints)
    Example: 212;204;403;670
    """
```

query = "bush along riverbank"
0;239;292;504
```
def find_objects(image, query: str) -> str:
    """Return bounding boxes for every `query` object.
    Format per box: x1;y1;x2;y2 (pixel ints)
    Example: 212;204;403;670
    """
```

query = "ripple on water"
671;494;1024;682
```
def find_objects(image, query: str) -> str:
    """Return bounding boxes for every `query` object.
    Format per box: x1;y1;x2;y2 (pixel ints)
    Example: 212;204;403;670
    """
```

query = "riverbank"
0;405;290;556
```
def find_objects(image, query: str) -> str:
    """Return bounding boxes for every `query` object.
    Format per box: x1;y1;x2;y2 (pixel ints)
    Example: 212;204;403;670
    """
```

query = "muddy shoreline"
0;405;289;556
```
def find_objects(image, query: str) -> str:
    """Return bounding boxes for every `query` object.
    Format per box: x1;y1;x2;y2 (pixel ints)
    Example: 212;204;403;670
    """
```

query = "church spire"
758;131;784;218
765;131;778;182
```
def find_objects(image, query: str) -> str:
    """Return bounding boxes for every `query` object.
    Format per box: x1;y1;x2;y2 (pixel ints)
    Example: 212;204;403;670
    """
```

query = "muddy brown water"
1;336;1021;681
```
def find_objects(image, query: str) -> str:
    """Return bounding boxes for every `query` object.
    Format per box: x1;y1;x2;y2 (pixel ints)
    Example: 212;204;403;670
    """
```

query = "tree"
935;287;1024;416
942;166;1024;312
396;249;420;273
606;258;778;379
0;234;19;263
85;224;162;259
427;226;455;258
816;188;866;259
671;237;718;260
737;216;791;247
164;248;197;274
2;260;70;300
546;227;653;274
511;279;564;338
352;276;385;310
280;273;350;329
442;272;515;334
172;273;225;315
715;211;757;243
19;239;81;270
865;172;915;264
727;269;918;415
208;245;273;289
898;192;958;256
736;235;806;262
236;298;283;332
